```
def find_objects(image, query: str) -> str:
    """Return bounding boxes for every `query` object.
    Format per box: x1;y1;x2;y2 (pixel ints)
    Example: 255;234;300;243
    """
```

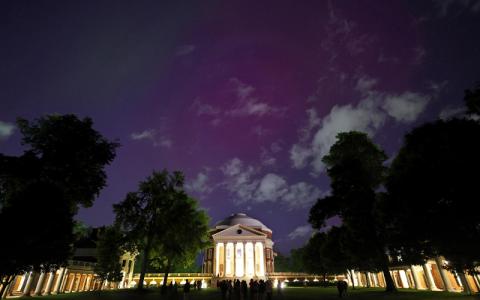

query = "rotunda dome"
215;213;272;232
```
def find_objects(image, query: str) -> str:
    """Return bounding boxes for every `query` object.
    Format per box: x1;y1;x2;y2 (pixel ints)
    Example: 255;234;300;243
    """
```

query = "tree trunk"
0;275;14;299
381;257;397;292
348;270;355;290
161;261;171;295
323;273;327;286
137;244;151;290
365;272;371;288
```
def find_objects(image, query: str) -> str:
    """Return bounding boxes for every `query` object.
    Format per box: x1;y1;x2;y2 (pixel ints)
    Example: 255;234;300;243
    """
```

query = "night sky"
1;1;479;254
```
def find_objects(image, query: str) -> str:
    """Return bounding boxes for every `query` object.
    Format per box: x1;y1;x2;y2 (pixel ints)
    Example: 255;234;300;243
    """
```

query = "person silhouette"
336;280;348;298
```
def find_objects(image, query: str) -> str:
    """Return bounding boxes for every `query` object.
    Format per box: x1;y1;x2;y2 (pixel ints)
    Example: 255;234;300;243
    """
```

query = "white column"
16;273;27;292
366;272;372;287
44;271;55;295
59;270;69;293
410;266;420;289
435;257;453;292
34;271;46;296
215;243;222;276
22;271;34;296
356;272;363;287
53;268;66;294
399;270;409;288
235;242;244;277
245;242;254;277
254;242;265;277
226;242;234;277
372;273;379;287
423;264;437;291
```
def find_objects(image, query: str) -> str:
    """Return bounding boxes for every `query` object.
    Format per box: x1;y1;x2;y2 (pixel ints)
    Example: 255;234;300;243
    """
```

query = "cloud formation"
291;76;431;173
383;92;430;122
186;171;212;194
227;78;286;117
288;225;313;240
130;129;172;148
221;158;323;209
0;121;15;140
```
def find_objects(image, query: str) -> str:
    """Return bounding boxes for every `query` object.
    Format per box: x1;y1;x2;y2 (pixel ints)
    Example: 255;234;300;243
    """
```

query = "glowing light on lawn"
293;278;299;282
304;278;309;282
313;278;319;282
274;279;278;287
284;279;289;282
149;280;157;286
201;279;207;289
180;279;186;285
281;282;286;288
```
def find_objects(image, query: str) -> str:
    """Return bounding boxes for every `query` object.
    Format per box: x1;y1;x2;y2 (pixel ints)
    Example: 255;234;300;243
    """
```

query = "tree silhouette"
309;132;397;292
0;115;117;297
114;170;209;291
386;118;480;292
94;226;124;289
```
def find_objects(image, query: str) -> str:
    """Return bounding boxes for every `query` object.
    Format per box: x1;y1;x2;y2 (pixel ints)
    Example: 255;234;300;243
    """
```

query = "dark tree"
0;114;118;297
464;83;480;116
114;170;209;291
16;114;119;212
302;233;329;282
94;226;124;289
309;132;397;292
386;118;480;292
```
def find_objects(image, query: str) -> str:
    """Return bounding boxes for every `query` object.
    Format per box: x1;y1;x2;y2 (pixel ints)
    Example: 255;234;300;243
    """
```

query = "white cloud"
260;149;276;166
288;225;313;240
254;173;288;202
175;45;196;56
227;78;286;117
355;75;378;94
382;92;430;123
310;95;386;172
290;144;312;169
0;121;15;140
290;78;431;173
186;172;212;194
221;158;322;209
221;158;259;203
191;99;220;116
130;129;172;148
260;141;282;166
281;182;323;208
439;106;465;120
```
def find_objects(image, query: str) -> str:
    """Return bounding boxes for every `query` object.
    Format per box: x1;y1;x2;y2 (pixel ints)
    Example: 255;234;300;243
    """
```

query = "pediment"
212;224;266;238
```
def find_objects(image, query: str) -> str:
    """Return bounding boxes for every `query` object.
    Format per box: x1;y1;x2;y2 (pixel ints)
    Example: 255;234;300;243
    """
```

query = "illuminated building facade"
202;213;275;280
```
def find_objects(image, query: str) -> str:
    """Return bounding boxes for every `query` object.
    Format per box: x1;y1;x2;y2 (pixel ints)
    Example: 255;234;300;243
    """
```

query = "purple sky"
1;1;480;254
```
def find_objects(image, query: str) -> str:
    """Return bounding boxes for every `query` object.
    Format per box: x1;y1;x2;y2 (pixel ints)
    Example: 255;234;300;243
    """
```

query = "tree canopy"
386;118;480;277
114;170;209;291
0;114;118;297
309;131;396;292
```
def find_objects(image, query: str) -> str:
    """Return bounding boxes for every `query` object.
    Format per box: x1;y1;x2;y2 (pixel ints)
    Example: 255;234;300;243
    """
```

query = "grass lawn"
34;287;479;300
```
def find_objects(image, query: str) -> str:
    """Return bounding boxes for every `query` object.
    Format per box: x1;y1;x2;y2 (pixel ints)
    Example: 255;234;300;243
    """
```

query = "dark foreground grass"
36;287;479;300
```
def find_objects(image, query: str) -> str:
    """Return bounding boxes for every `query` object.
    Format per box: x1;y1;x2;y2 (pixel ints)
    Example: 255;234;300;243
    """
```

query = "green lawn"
34;287;479;300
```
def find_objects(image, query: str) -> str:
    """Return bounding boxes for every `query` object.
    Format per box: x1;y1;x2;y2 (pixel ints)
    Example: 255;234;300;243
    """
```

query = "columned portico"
207;213;274;280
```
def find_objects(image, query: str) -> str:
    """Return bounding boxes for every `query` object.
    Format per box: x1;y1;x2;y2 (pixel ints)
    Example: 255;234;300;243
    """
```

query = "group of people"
217;279;274;300
161;279;202;300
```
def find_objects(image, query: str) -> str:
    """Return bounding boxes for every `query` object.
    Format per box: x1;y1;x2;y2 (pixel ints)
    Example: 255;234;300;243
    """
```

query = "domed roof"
215;213;271;232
